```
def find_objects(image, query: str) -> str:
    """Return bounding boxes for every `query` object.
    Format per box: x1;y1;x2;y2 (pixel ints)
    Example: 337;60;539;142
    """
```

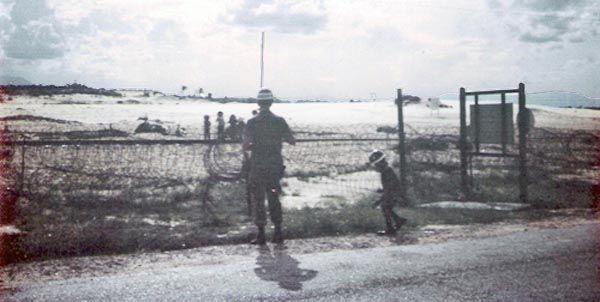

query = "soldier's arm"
286;132;296;145
282;119;296;145
242;122;253;151
242;136;252;151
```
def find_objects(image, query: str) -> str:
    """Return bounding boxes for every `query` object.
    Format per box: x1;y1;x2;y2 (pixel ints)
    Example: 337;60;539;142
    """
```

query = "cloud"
148;20;188;44
518;14;576;43
225;0;328;34
519;32;560;43
1;0;66;60
515;0;588;11
76;9;135;35
488;0;598;44
4;22;65;59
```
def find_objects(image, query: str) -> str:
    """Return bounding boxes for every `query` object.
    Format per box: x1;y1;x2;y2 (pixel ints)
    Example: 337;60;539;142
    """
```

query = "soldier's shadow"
254;246;318;291
389;232;418;245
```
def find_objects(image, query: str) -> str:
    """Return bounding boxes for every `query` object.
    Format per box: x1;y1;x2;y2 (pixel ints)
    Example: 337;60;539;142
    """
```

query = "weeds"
5;125;597;262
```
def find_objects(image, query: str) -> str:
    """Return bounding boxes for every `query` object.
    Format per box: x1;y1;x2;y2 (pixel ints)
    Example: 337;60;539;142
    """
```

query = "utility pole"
260;32;265;88
396;89;407;201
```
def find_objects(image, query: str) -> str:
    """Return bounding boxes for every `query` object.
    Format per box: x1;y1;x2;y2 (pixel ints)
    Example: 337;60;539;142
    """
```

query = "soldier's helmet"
368;150;386;166
257;88;274;107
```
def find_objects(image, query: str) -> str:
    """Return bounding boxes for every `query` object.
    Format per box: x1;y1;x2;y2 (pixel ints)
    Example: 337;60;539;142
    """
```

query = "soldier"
243;88;295;244
369;150;407;235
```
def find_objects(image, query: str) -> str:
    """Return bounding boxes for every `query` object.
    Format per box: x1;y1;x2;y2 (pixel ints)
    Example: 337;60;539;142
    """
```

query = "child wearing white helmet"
369;150;407;235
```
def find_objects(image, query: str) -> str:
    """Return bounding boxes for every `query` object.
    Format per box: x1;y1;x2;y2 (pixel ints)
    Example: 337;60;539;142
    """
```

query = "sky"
0;0;599;100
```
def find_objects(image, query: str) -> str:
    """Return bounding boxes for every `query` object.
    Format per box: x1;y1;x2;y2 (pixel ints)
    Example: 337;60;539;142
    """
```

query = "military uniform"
244;110;293;229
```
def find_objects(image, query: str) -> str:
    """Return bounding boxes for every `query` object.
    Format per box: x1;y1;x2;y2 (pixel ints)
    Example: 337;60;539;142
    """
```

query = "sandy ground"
2;94;599;131
0;94;598;288
1;208;597;288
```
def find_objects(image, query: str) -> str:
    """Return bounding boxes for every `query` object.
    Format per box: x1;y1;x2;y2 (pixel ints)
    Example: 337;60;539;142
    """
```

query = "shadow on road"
389;232;418;245
254;245;318;291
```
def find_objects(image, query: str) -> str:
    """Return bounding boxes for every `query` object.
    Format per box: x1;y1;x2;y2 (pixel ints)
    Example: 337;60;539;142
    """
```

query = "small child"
236;118;245;141
368;150;407;235
227;114;238;140
216;111;225;141
203;115;211;140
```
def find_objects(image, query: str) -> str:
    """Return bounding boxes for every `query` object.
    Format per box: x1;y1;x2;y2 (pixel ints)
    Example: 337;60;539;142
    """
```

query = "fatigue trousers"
382;199;404;231
250;170;282;228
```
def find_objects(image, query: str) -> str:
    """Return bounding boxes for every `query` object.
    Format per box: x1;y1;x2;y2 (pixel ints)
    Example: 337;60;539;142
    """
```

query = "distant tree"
181;85;187;96
198;88;204;95
402;95;421;104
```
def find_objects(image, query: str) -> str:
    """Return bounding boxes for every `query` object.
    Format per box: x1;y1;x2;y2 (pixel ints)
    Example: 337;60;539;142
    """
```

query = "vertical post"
474;94;480;153
395;89;407;201
501;92;507;154
20;136;25;193
459;87;469;200
260;32;265;88
518;83;528;203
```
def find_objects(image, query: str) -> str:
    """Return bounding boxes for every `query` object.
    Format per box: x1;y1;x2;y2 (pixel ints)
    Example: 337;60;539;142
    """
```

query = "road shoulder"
1;208;597;288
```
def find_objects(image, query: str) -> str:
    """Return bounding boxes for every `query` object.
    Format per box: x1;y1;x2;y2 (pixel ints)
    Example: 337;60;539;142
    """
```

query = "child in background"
228;114;238;140
368;150;407;235
203;115;211;140
216;111;225;141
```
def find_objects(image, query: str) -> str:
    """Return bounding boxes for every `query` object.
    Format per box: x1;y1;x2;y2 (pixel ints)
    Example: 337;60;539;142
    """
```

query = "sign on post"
428;97;440;116
469;103;514;144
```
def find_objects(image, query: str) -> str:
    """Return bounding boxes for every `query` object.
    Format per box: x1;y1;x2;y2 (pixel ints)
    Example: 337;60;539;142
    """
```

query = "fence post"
459;87;469;200
20;135;25;193
395;89;407;201
518;83;528;203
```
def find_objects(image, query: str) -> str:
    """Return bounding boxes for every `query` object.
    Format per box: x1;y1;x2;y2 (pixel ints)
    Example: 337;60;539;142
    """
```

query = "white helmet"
257;88;274;107
368;150;386;165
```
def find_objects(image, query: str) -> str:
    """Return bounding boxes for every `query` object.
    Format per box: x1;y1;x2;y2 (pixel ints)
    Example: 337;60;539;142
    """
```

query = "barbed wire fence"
3;123;408;219
4;121;596;212
0;104;598;262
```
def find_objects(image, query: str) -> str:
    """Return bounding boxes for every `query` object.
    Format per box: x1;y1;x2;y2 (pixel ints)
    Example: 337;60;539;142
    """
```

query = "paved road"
3;224;598;301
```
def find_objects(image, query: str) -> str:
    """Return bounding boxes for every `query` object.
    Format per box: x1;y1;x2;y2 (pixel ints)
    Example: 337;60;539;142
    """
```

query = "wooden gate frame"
459;83;528;203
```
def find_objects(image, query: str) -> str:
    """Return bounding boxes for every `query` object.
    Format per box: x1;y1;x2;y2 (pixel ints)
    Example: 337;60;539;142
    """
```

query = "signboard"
428;97;440;110
469;103;514;144
428;97;440;116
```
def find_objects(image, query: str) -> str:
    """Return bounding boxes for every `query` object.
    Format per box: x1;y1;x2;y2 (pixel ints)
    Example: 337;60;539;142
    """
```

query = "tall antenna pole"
260;32;265;88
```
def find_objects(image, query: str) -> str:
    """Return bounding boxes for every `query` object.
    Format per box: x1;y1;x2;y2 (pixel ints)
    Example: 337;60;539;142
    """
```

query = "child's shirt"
380;166;401;203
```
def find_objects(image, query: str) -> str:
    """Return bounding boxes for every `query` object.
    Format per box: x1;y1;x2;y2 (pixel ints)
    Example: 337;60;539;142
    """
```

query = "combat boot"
251;227;266;245
272;226;284;244
395;217;407;230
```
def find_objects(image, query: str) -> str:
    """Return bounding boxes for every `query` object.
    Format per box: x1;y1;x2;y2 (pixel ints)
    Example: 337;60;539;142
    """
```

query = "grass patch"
14;180;252;262
8;127;596;262
285;199;383;238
